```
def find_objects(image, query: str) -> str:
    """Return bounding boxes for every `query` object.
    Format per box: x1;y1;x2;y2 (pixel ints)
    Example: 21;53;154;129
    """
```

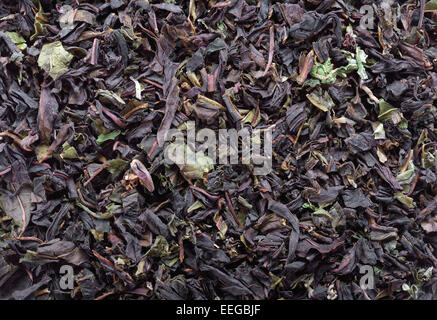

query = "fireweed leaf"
373;122;386;140
73;10;96;25
335;51;358;78
106;158;129;177
396;161;416;186
58;5;96;28
157;78;180;147
151;3;184;14
177;147;214;180
356;47;368;80
37;41;73;80
95;89;125;107
344;132;376;154
11;275;51;300
138;209;169;238
310;59;336;84
310;47;367;83
96;130;120;144
306;89;334;112
30;1;49;41
308;186;344;204
60;142;79;159
342;189;373;209
38;84;59;143
36;239;88;266
394;193;415;209
425;0;437;10
378;99;408;128
0;186;32;228
5;32;26;50
58;5;75;27
267;200;300;262
421;216;437;233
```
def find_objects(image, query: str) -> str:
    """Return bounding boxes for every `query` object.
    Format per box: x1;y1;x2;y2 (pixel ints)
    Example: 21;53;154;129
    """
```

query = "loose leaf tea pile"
0;0;436;300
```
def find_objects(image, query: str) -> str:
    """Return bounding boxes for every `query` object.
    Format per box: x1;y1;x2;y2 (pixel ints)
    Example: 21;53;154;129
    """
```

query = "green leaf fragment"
31;21;45;41
378;99;408;129
306;89;334;112
309;47;368;83
238;196;253;209
187;200;205;213
106;158;129;177
370;230;398;241
35;144;51;162
213;212;228;239
378;100;399;121
335;51;358;78
422;148;435;169
37;41;73;80
30;1;49;41
145;235;178;264
394;193;415;209
310;59;336;84
356;47;368;80
61;142;79;159
5;32;27;50
425;0;437;10
96;130;120;145
396;161;416;186
172;146;214;179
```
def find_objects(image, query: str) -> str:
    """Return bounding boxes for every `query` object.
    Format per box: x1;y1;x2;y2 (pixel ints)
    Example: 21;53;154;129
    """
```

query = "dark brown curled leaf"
262;25;275;77
157;78;180;147
222;90;243;122
138;209;169;238
268;199;300;262
332;245;357;275
375;164;403;191
308;186;344;203
38;84;59;143
297;235;346;257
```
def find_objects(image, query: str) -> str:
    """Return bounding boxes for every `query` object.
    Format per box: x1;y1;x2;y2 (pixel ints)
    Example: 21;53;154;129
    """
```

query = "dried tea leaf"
0;186;32;228
96;130;120;144
37;41;73;80
306;89;334;112
106;158;129;176
5;32;27;50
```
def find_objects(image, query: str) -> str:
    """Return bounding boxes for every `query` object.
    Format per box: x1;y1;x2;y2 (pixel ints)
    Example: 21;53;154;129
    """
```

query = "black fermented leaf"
342;189;373;209
139;209;170;238
344;132;376;154
308;186;344;203
268;200;300;262
151;3;184;14
11;275;51;300
38;84;59;143
157;77;180;147
286;102;307;133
